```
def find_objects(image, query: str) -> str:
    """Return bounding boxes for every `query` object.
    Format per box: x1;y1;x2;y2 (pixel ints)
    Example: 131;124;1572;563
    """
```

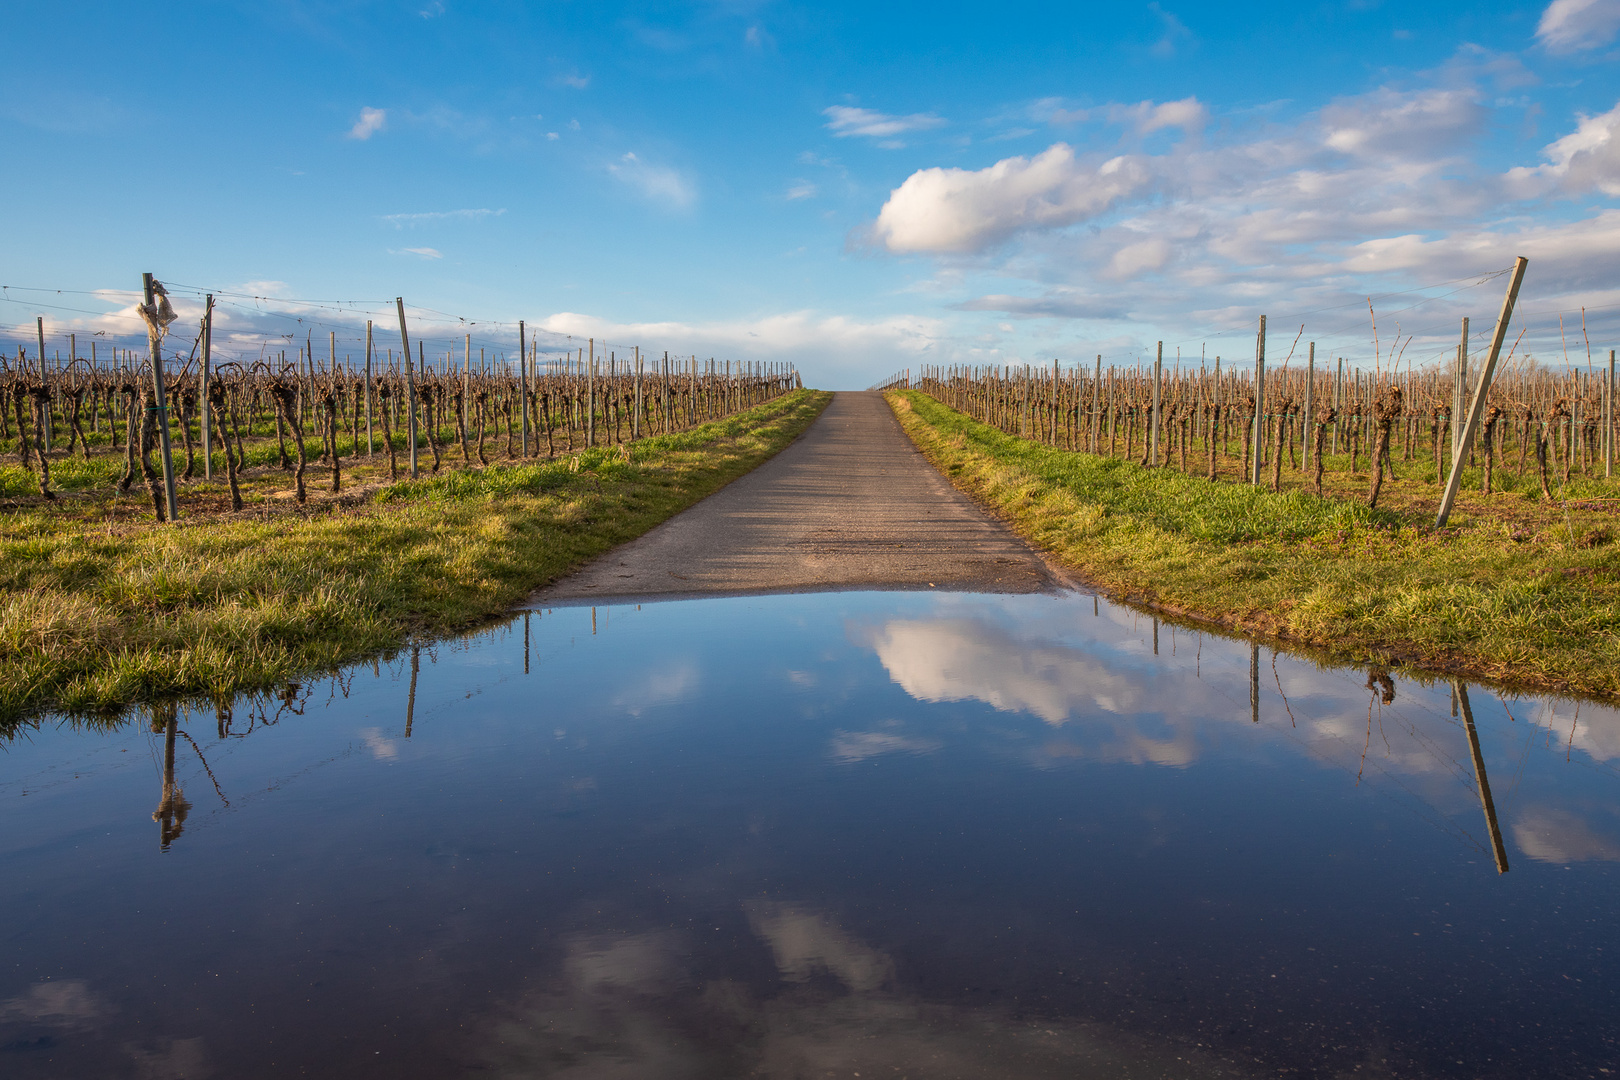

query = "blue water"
2;591;1617;1078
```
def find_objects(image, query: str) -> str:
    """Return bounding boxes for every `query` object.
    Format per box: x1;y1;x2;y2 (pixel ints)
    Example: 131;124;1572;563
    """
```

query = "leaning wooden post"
395;297;419;479
1437;257;1528;527
1455;680;1509;874
140;273;181;521
1250;316;1266;484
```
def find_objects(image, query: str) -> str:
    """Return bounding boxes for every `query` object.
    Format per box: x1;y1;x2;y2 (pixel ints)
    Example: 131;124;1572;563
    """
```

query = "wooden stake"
36;317;49;452
1250;316;1266;484
1437;257;1528;527
365;321;374;456
1150;342;1162;466
395;298;419;479
142;273;181;521
519;321;530;457
201;295;214;481
1453;317;1470;461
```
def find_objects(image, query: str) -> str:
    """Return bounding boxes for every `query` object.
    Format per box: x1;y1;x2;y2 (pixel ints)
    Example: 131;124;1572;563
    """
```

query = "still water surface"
3;591;1618;1078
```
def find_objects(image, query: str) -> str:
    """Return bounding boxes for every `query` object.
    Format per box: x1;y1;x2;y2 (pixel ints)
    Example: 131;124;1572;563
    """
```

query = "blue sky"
3;0;1619;387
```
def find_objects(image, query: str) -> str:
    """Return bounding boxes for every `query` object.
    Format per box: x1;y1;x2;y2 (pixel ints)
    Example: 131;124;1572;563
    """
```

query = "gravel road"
524;391;1065;604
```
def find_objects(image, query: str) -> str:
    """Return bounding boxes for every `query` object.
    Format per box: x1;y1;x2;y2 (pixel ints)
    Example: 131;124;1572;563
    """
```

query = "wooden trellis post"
140;273;181;521
1250;316;1266;485
1437;257;1528;527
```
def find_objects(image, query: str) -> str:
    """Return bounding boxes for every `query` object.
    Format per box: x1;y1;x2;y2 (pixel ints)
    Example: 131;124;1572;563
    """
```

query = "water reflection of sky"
2;590;1617;1079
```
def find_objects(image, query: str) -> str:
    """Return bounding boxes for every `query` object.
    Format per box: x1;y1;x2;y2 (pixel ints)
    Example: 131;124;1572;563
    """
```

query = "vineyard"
1;283;800;520
877;338;1618;515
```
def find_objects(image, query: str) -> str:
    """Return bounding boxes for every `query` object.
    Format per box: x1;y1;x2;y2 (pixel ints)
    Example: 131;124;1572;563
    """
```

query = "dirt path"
525;391;1065;604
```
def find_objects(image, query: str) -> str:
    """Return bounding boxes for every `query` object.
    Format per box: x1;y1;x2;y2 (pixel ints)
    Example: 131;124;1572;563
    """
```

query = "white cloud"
347;106;387;140
952;291;1126;319
1507;100;1620;196
785;180;817;200
829;730;941;762
1513;806;1620;862
849;77;1620;362
390;247;442;259
1036;96;1207;135
534;308;947;389
1126;96;1207;134
822;105;947;140
1321;88;1483;158
744;902;894;992
0;980;104;1028
871;143;1152;253
608;152;695;209
1536;0;1620;53
1149;2;1194;57
359;727;399;759
1342;207;1620;284
869;616;1150;726
1106;236;1173;279
557;72;590;89
380;207;505;228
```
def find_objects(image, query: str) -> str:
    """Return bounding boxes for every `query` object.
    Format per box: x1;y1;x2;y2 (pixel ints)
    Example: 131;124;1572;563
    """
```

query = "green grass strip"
889;390;1620;700
0;390;830;727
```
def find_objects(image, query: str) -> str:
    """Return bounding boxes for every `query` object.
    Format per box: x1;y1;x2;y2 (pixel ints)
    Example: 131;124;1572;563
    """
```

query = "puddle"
2;591;1617;1078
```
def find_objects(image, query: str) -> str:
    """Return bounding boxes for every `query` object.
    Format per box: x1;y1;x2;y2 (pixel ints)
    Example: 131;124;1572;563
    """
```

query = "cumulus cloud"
1106;236;1173;278
852;77;1620;360
608;152;696;208
1513;807;1620;862
1342;208;1620;283
868;616;1150;725
1536;0;1620;53
823;105;947;140
1321;88;1483;158
871;143;1151;253
1127;96;1207;134
348;106;387;140
1507;100;1620;196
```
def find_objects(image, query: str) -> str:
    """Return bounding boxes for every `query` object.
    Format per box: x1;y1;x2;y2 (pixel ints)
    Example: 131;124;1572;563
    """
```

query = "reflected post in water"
1456;680;1509;874
1249;643;1260;724
151;705;190;851
405;645;420;739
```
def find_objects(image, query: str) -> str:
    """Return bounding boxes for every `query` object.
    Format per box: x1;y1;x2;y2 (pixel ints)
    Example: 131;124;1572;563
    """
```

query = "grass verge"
0;390;830;727
888;390;1620;700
